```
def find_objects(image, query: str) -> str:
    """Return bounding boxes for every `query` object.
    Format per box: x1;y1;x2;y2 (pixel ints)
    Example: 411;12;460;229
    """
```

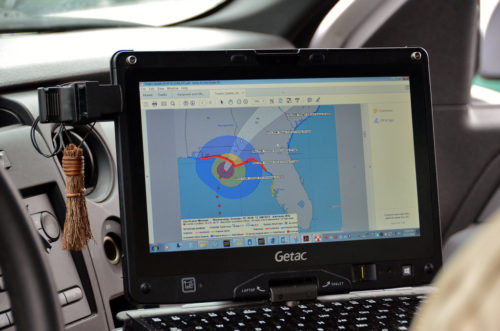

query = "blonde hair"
411;211;500;330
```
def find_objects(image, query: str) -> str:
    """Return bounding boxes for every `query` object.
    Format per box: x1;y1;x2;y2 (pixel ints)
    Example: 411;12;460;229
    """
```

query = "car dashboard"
0;26;293;330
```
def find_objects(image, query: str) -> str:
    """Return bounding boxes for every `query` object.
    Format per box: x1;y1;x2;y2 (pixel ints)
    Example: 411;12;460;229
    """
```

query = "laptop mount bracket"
38;81;122;125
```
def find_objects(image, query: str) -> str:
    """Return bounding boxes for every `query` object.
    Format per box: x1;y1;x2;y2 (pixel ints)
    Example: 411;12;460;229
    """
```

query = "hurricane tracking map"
141;76;421;249
175;105;343;235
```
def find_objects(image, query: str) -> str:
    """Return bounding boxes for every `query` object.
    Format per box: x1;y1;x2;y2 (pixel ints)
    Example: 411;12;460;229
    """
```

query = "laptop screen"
113;49;441;304
138;76;420;254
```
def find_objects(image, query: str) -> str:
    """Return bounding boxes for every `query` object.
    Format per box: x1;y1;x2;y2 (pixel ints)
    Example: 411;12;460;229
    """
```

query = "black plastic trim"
0;96;34;126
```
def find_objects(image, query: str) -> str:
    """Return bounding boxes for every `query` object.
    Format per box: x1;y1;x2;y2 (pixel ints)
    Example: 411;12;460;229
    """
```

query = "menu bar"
140;83;410;110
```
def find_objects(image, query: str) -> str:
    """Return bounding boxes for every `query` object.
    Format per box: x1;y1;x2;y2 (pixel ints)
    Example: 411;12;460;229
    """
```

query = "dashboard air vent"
54;125;113;202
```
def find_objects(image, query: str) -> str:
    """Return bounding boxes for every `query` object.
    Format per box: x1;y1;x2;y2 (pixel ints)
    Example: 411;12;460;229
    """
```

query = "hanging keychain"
60;123;96;250
31;118;95;251
35;80;122;250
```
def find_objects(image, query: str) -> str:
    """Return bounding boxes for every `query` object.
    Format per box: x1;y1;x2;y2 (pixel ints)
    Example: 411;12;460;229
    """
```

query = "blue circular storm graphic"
196;136;264;199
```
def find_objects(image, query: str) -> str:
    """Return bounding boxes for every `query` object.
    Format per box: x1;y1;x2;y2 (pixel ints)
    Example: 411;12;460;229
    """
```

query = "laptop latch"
269;283;318;303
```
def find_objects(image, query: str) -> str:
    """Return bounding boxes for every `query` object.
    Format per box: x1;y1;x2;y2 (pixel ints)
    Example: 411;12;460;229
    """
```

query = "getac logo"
274;250;308;263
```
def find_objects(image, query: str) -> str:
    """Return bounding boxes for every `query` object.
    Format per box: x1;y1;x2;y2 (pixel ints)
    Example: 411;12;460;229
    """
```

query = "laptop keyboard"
128;294;425;330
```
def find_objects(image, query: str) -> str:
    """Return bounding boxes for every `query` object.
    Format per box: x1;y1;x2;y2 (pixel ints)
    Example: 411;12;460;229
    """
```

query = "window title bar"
140;77;408;87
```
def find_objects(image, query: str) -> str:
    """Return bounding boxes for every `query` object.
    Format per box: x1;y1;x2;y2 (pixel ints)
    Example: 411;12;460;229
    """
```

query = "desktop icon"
247;238;253;246
303;235;310;242
258;238;265;245
223;240;231;247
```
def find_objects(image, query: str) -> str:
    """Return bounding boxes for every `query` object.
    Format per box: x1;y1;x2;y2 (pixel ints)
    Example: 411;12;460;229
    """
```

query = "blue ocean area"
178;157;285;219
289;105;343;231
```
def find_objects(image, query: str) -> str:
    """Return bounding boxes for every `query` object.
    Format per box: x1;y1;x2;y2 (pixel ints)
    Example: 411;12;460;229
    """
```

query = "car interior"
1;0;500;330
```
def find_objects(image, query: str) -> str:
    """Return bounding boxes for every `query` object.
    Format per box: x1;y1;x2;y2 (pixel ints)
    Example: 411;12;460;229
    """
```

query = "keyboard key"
356;323;370;328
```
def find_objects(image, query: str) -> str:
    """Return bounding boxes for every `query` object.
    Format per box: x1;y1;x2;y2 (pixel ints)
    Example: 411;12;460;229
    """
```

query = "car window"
474;0;500;94
0;0;226;31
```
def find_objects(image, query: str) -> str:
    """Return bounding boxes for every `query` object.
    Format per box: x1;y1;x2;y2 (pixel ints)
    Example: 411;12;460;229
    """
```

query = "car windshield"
0;0;226;32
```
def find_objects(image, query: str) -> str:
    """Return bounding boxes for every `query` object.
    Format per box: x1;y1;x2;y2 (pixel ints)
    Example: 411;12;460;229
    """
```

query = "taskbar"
149;228;420;253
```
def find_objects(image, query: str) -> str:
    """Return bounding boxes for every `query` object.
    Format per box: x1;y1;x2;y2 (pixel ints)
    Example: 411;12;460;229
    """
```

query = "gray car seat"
310;0;499;260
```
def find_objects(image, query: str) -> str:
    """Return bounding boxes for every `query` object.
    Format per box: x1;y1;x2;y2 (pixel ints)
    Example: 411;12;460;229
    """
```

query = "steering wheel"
0;167;64;331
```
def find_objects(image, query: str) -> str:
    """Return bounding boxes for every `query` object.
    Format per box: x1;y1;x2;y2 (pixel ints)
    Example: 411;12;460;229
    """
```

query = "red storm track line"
200;154;268;172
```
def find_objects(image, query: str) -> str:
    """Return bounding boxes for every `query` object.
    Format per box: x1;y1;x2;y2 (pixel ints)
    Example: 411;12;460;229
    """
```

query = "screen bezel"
112;49;441;303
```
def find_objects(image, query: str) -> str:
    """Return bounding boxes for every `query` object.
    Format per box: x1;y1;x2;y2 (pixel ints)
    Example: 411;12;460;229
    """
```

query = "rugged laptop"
111;48;441;330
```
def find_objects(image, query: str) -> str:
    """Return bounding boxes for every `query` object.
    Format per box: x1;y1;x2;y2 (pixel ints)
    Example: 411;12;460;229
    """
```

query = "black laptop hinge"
269;283;318;303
